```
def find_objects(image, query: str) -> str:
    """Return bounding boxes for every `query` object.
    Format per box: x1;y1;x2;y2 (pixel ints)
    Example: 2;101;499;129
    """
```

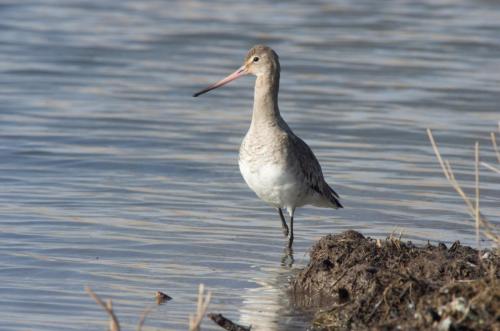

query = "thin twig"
475;142;480;252
137;305;155;331
331;269;350;288
85;286;120;331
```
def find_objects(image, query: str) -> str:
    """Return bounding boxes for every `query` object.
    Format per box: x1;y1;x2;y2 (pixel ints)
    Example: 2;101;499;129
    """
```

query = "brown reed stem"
85;286;120;331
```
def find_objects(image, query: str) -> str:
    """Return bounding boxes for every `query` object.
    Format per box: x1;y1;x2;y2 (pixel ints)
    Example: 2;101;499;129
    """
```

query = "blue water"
0;1;499;330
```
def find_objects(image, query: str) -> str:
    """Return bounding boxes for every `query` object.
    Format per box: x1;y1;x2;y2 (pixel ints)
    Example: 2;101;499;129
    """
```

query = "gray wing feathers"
290;135;343;209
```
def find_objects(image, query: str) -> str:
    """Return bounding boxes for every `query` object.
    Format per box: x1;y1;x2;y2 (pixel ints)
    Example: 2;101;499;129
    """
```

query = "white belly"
239;159;304;210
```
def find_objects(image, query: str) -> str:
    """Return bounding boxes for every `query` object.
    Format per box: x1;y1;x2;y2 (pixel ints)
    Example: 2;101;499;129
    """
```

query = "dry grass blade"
427;129;475;214
189;284;212;331
85;286;120;331
426;129;499;246
427;128;451;181
481;162;500;174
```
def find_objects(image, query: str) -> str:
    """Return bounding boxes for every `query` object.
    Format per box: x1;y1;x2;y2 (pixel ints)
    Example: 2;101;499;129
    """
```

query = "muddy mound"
291;230;499;331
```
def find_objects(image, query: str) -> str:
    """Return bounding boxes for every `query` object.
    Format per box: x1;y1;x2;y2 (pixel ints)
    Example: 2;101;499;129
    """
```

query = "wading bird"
193;45;342;248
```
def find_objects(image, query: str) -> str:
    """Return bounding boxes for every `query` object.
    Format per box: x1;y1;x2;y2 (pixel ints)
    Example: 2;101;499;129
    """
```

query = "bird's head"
193;45;280;97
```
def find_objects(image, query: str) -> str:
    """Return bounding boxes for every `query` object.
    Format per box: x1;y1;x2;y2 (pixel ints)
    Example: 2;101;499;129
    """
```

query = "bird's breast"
238;135;305;208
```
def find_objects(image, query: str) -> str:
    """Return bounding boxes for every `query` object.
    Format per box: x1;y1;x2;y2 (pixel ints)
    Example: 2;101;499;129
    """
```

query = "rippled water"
1;1;499;330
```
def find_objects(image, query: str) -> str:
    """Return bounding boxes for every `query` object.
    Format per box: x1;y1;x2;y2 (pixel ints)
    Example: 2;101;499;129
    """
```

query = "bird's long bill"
193;65;247;97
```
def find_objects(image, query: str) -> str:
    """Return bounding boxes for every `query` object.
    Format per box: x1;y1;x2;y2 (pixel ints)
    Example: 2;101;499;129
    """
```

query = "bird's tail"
326;185;343;209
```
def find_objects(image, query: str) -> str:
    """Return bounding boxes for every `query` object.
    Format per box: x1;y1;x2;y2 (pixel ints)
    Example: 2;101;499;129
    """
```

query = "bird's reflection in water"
238;251;311;331
281;246;294;269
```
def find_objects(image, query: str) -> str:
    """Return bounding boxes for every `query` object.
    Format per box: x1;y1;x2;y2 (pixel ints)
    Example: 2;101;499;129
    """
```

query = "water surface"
1;1;499;330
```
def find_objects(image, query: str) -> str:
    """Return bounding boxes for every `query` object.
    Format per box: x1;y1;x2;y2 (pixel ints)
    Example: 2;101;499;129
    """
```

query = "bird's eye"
253;56;259;62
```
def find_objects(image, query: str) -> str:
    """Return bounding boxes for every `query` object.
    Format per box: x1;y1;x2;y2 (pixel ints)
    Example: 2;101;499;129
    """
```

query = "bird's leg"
278;208;289;237
288;208;295;249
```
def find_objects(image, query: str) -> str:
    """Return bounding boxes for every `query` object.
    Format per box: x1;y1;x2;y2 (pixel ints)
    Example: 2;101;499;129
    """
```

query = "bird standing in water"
193;45;342;249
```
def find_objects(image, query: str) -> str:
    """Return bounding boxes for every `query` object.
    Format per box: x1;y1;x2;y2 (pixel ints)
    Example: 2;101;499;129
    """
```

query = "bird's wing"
290;134;343;208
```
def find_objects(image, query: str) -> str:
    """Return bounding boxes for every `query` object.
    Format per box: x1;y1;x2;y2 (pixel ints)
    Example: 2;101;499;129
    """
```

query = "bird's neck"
250;72;282;129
